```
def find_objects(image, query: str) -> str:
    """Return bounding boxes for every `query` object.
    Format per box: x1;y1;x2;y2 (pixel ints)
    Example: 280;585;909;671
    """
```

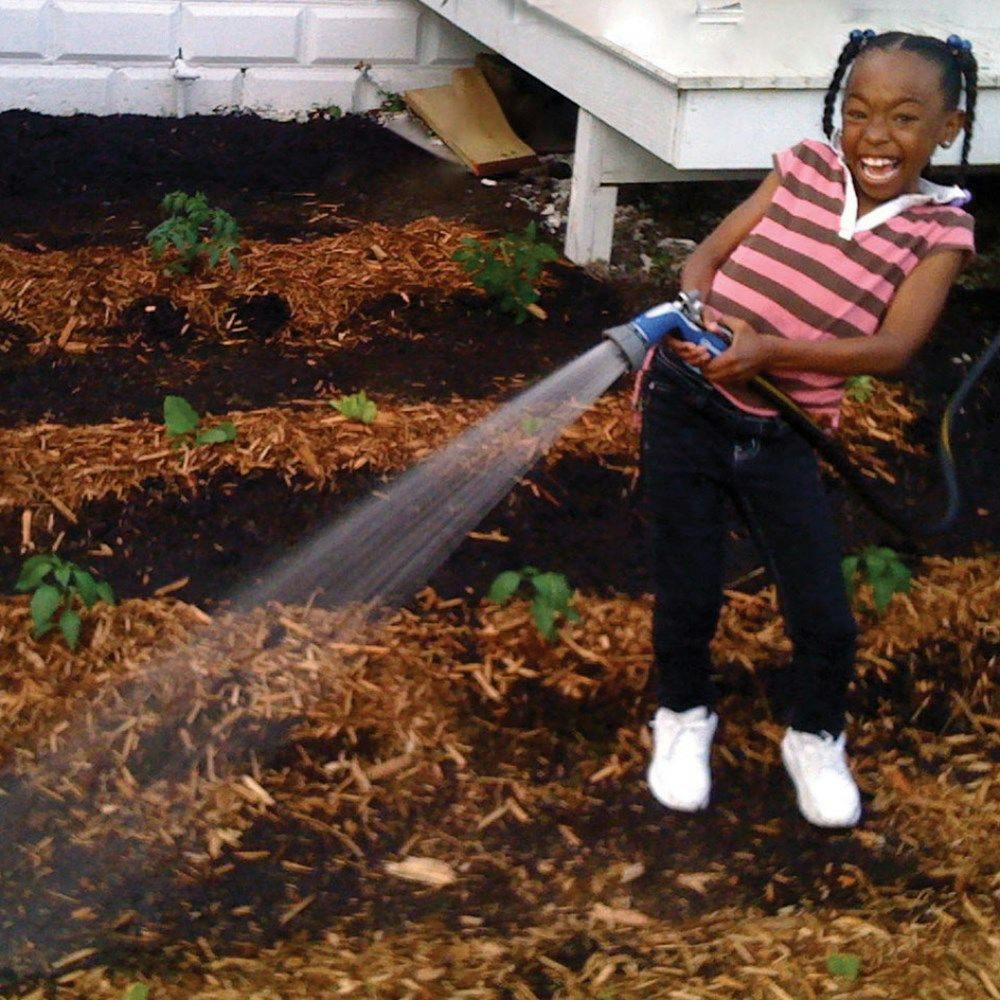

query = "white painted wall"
0;0;486;117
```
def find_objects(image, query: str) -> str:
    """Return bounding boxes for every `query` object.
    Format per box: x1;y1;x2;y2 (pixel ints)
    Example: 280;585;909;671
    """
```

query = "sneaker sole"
781;744;861;828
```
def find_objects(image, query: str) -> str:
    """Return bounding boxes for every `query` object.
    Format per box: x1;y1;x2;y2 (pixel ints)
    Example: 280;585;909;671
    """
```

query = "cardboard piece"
404;67;538;176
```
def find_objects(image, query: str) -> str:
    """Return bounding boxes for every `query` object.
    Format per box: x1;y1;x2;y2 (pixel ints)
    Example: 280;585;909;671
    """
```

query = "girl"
643;30;977;827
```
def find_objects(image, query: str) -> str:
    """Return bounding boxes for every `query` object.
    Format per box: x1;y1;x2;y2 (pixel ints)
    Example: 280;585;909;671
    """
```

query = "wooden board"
404;66;537;176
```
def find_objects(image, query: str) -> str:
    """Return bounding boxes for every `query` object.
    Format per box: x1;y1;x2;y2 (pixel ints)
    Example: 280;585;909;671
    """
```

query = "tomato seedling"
453;222;559;323
147;190;242;276
15;553;115;650
488;566;580;640
163;395;237;448
331;391;378;425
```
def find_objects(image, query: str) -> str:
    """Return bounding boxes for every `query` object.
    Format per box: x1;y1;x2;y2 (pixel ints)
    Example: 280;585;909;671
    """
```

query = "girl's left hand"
702;315;775;384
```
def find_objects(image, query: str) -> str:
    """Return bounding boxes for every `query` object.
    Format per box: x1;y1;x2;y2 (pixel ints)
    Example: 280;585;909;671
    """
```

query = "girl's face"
840;48;964;211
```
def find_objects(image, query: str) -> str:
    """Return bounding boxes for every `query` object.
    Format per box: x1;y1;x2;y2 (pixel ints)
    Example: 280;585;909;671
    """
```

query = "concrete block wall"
0;0;485;116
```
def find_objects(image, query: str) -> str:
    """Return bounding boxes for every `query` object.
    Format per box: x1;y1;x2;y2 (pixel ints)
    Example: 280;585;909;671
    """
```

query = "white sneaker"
647;705;718;812
781;728;862;828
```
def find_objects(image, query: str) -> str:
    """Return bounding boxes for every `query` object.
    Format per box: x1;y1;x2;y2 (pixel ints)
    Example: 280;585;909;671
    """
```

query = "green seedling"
380;92;407;114
123;986;150;1000
826;952;861;983
453;222;559;323
331;391;378;425
842;546;911;614
15;553;115;650
163;395;237;448
845;374;875;403
520;416;542;435
311;103;343;120
488;566;579;641
147;190;242;276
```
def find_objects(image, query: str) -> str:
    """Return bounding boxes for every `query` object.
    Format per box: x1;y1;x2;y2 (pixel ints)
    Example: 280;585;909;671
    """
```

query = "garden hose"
604;295;1000;539
747;331;999;538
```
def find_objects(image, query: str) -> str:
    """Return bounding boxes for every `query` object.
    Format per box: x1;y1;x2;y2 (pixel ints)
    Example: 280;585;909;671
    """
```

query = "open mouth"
858;156;902;185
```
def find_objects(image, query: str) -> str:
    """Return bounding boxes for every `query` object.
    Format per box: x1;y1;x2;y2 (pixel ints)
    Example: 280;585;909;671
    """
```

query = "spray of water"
242;341;627;609
0;341;628;977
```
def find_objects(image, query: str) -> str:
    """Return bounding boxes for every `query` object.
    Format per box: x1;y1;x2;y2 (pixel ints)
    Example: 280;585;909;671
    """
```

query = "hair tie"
849;28;875;45
946;34;973;55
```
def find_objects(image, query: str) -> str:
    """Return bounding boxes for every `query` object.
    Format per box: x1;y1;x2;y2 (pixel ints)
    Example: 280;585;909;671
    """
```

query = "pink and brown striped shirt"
708;139;975;426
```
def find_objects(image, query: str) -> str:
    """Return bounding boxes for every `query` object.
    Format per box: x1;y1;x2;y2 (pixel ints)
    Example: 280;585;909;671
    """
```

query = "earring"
941;140;953;148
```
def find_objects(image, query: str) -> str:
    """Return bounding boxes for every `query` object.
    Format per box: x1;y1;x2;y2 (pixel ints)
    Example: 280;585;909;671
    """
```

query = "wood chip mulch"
0;556;995;998
0;218;480;350
1;380;920;527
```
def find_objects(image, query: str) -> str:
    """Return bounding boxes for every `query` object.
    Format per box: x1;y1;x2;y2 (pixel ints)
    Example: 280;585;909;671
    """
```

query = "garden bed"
0;109;997;999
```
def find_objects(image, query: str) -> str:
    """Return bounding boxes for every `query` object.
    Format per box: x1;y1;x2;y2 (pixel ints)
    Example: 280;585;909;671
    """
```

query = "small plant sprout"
15;554;115;650
122;986;149;1000
331;391;378;425
163;395;237;448
380;92;407;114
146;190;242;276
453;222;559;323
488;566;580;641
826;952;861;983
842;546;911;614
844;375;875;403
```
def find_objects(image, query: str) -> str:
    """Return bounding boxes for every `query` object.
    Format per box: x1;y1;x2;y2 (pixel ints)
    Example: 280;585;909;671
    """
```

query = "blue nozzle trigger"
630;302;730;356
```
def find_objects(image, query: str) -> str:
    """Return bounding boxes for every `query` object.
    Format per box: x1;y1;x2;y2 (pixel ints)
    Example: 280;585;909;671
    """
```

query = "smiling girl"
642;31;977;827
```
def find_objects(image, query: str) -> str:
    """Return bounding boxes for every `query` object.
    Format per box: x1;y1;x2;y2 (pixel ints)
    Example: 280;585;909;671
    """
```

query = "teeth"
861;157;897;167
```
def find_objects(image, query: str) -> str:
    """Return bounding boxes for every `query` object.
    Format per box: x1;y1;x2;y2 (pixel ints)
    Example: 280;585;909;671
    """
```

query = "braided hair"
822;30;979;185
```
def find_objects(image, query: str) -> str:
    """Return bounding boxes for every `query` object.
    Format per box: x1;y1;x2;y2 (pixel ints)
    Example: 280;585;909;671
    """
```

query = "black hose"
747;332;1000;538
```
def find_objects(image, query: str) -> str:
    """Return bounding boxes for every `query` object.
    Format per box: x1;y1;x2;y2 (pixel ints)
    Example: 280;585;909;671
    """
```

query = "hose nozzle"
602;294;732;372
602;322;651;372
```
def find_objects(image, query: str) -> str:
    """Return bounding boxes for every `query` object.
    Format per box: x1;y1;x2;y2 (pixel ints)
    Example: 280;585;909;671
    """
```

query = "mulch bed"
0;557;995;996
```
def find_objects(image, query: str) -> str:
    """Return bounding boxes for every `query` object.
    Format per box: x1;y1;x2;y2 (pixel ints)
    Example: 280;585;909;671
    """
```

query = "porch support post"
565;108;618;264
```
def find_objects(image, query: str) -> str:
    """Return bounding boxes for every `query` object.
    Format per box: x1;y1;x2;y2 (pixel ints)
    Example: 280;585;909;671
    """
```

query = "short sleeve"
922;208;976;264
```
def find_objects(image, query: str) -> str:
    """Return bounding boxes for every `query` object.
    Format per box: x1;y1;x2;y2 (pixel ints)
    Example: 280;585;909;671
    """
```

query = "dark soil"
0;273;623;427
0;110;537;250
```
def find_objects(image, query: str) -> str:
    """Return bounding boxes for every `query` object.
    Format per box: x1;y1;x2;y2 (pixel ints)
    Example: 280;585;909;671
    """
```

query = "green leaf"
96;580;116;606
844;375;874;403
163;395;200;436
72;568;99;607
826;952;861;982
15;554;56;592
195;422;237;445
531;598;557;640
863;547;888;578
59;609;82;650
531;572;573;613
331;392;378;425
487;571;522;605
887;560;911;592
122;985;150;1000
54;563;72;589
870;575;897;613
30;584;62;635
359;399;377;425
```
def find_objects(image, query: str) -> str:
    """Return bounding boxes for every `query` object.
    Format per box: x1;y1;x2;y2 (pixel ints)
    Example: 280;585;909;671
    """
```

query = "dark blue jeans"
640;350;857;736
